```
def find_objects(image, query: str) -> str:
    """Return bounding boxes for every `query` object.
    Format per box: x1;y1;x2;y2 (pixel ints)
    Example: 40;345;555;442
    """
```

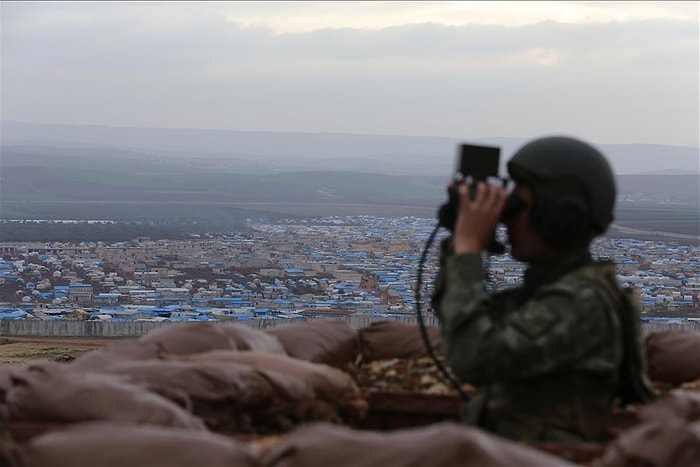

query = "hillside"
1;122;697;242
1;154;697;208
2;120;698;176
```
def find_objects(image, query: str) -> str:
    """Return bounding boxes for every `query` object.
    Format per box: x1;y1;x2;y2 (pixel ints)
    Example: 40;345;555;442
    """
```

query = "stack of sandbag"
594;389;700;467
645;331;700;390
70;322;286;372
594;329;700;449
264;319;358;368
260;421;572;467
3;420;574;467
140;321;286;354
4;361;205;430
5;322;367;437
121;349;367;433
3;422;261;467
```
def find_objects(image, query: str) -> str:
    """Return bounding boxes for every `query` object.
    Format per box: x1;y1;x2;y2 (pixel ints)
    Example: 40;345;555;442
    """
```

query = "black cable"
414;223;471;402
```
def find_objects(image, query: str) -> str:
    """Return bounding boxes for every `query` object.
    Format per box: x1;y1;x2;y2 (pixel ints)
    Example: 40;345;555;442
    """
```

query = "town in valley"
1;216;698;325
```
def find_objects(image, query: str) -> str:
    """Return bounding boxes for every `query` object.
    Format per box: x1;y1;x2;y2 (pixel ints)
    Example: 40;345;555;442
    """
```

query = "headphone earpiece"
531;190;590;249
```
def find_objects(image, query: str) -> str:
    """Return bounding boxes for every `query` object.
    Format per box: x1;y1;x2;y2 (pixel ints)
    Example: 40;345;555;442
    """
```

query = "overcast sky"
1;1;698;146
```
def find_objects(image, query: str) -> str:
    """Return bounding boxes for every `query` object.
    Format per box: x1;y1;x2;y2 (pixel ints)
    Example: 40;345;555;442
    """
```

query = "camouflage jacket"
432;248;649;443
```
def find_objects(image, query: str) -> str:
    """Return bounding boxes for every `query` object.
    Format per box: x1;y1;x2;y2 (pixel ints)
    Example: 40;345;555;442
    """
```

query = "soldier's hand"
453;181;507;254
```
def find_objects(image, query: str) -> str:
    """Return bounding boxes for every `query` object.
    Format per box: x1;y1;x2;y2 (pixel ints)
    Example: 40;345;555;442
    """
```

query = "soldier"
432;136;654;443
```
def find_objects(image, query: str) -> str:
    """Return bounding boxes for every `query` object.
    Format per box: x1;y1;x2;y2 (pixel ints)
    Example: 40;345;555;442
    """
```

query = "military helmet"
507;136;616;235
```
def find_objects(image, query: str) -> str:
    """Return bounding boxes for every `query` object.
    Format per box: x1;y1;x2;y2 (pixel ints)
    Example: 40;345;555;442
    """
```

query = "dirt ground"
0;336;131;366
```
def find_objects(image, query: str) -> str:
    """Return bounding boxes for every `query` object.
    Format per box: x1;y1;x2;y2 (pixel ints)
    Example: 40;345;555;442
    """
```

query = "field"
613;205;700;237
0;336;125;366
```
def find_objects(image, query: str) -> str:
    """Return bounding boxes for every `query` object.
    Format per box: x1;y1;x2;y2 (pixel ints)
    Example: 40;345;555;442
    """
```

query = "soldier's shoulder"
542;261;617;297
565;261;616;283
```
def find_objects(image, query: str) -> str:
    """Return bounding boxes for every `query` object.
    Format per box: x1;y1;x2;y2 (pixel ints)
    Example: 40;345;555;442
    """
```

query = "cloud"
1;2;697;146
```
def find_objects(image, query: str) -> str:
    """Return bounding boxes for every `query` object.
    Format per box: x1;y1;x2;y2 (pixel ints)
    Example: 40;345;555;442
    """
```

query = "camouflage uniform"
432;247;650;443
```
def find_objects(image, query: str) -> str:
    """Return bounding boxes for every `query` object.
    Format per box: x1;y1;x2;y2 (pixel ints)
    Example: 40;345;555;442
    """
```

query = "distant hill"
1;121;698;239
1;160;697;209
2;137;698;207
0;165;442;206
2;120;698;176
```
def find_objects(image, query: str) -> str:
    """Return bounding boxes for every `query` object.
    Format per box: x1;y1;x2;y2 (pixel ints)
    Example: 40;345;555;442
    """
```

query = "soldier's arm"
439;253;617;384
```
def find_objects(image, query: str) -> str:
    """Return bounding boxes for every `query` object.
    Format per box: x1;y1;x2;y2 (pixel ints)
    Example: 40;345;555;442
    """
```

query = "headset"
529;186;591;250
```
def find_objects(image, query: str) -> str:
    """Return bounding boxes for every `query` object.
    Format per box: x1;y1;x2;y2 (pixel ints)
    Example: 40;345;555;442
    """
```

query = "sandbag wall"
1;320;700;467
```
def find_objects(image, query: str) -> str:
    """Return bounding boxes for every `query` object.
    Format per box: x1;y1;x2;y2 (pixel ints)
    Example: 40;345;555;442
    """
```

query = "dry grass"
0;336;123;365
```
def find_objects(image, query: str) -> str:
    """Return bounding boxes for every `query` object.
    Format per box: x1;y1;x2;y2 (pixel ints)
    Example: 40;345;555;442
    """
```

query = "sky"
1;1;698;146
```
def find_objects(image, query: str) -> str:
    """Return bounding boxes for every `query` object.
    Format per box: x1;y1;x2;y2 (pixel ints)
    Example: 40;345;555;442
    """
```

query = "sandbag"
105;351;367;433
5;361;206;430
645;331;700;385
140;321;285;354
18;422;261;467
594;419;700;467
638;389;700;423
70;322;285;372
68;339;162;372
357;320;441;362
597;389;700;467
262;421;570;467
264;319;357;368
102;358;309;433
177;350;366;415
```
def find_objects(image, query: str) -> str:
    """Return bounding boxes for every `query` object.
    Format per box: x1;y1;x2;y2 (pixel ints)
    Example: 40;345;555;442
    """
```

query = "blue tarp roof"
228;314;251;320
0;312;29;319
